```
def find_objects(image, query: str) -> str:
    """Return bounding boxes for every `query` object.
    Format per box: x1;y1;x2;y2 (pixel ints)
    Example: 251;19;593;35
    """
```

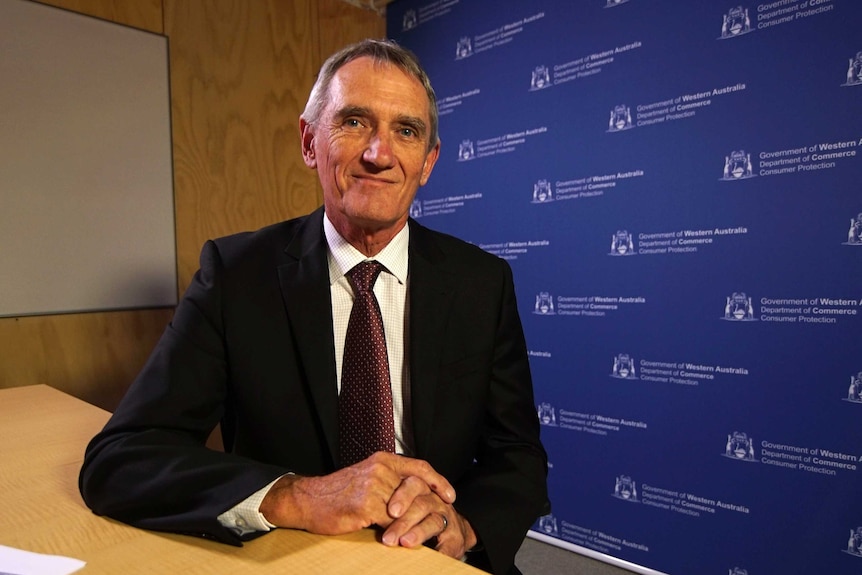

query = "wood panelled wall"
0;0;384;410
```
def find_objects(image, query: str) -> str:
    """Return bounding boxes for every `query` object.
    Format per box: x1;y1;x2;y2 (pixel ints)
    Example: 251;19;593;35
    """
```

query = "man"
80;39;548;575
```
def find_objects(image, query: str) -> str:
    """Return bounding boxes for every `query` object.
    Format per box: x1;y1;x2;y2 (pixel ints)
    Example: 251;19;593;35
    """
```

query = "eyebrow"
334;105;372;121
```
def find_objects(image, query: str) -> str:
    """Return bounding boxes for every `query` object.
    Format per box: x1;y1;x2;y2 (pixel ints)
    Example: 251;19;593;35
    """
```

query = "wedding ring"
440;513;449;531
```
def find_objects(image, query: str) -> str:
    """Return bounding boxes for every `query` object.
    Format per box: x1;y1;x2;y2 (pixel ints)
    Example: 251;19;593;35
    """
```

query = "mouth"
352;174;399;186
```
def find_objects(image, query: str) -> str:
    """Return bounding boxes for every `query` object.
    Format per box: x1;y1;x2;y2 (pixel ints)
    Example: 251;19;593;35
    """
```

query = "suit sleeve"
454;261;550;575
78;240;288;545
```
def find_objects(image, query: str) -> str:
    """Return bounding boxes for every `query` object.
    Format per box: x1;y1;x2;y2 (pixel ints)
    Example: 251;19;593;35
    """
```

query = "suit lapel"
407;220;456;458
277;208;340;468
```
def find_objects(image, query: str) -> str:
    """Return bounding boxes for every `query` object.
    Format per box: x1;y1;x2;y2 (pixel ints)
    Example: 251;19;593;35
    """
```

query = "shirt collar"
323;212;409;286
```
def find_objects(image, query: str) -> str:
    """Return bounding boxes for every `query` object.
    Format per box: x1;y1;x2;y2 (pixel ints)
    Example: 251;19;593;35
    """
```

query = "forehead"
325;57;430;120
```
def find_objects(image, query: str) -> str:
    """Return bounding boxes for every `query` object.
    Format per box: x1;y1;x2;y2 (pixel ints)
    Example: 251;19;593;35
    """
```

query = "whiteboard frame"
0;0;177;317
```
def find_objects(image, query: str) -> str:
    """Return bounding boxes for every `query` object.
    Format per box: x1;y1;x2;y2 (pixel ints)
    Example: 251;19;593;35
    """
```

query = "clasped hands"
259;452;477;559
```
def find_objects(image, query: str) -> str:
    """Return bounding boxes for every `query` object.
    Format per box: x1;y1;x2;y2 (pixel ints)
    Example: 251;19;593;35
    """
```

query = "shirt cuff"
217;475;285;536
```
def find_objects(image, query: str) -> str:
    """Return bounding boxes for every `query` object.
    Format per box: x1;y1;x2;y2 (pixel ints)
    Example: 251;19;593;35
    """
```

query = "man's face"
301;57;440;239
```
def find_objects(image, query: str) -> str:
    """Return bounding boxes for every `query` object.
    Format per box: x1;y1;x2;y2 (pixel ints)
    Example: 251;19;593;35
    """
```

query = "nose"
362;131;395;169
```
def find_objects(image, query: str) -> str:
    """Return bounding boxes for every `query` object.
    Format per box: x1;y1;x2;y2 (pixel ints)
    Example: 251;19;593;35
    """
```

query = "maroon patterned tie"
338;261;396;467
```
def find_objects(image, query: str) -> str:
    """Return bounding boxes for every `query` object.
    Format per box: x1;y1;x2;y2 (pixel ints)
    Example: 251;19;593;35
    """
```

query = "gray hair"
301;39;439;151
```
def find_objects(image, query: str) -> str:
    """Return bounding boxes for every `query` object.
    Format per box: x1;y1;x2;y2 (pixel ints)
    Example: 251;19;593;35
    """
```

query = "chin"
344;203;405;225
355;215;401;229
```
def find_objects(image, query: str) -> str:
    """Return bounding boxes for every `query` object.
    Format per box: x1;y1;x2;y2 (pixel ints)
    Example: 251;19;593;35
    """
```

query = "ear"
300;118;317;168
419;140;441;186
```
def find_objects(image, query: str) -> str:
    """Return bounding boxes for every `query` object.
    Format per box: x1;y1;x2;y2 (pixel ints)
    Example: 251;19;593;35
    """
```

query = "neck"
328;214;407;257
343;225;402;257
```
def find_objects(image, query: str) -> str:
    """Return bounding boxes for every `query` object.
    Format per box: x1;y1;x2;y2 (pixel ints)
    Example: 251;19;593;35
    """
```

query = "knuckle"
404;475;428;492
414;495;434;513
367;460;387;477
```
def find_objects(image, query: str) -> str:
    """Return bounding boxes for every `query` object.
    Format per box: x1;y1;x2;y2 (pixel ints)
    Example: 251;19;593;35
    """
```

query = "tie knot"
347;261;383;293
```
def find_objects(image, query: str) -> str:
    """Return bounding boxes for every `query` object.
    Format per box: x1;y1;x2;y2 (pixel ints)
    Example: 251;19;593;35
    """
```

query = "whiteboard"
0;0;177;317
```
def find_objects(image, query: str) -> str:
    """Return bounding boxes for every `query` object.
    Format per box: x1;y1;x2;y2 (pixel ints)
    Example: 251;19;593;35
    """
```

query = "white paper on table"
0;545;85;575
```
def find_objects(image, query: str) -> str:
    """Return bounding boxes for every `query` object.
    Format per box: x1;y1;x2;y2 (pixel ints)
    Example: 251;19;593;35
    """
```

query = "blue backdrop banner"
388;1;862;574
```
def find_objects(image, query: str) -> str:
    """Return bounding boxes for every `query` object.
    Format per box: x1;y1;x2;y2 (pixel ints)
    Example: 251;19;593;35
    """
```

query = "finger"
434;514;469;559
345;462;409;527
381;492;438;546
387;475;432;518
381;454;456;503
397;511;450;549
354;454;410;500
439;511;477;559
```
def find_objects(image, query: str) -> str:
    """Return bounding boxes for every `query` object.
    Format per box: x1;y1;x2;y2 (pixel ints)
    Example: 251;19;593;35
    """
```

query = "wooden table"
0;385;480;574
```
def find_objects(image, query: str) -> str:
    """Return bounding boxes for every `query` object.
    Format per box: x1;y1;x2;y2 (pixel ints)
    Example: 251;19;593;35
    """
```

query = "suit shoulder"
411;220;509;275
208;213;316;267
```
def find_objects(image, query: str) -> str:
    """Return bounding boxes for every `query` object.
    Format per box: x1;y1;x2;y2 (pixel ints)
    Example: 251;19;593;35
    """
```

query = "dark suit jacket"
79;207;548;575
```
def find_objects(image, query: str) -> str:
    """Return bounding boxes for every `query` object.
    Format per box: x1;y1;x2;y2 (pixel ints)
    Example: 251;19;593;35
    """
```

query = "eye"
399;123;426;139
343;118;363;129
